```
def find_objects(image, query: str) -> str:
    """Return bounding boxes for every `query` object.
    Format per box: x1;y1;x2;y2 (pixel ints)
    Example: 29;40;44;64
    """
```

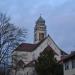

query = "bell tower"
34;16;47;44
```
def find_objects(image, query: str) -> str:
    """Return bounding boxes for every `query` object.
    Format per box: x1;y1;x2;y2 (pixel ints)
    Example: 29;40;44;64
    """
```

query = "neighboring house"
10;16;67;75
60;52;75;75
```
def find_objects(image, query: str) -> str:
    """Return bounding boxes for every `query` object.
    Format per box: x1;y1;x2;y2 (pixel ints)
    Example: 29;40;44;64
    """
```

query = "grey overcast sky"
0;0;75;53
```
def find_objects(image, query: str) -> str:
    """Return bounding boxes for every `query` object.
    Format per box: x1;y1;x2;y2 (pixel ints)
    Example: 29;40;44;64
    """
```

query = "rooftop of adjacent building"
60;51;75;63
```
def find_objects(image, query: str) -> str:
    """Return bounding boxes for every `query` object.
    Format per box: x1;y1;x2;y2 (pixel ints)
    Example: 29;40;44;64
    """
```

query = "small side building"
61;52;75;75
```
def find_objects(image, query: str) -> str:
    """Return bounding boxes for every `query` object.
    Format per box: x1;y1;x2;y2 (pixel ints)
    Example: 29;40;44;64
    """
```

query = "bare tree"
0;13;27;64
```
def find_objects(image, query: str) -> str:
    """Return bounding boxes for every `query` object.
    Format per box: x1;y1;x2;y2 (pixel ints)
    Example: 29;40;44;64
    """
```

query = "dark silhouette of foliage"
35;49;63;75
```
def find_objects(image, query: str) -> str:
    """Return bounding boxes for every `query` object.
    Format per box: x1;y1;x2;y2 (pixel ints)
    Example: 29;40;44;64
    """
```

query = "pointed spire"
36;15;45;24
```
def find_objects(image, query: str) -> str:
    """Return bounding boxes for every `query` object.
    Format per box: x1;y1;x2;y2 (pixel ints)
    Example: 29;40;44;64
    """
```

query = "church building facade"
10;16;67;75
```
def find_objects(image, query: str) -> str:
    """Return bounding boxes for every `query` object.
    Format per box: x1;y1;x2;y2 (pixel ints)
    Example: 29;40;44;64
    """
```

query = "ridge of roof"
15;43;37;52
14;36;47;52
47;35;68;55
14;35;67;56
32;36;48;50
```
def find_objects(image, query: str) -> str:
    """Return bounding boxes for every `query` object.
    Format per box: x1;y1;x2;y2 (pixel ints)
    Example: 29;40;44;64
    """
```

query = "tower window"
39;33;44;41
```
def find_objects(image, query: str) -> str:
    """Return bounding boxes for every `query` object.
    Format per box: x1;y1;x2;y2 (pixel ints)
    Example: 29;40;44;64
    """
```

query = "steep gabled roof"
17;60;25;68
15;36;47;52
17;60;25;64
14;35;67;56
47;35;68;55
15;43;37;52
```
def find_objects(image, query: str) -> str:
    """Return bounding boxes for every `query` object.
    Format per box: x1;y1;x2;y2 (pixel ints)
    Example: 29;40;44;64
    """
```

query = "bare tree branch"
0;12;27;64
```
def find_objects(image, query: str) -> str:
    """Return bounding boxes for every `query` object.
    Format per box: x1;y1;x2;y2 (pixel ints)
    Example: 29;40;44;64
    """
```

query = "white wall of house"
13;51;33;65
64;60;75;75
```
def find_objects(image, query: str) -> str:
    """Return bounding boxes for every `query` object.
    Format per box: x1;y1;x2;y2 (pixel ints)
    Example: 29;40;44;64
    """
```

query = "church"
11;16;67;75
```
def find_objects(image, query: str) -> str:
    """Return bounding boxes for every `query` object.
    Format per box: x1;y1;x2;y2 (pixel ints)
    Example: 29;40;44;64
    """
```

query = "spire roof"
36;15;45;23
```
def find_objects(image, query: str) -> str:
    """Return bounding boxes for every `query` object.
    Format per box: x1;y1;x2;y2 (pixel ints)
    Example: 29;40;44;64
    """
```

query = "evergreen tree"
35;47;63;75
